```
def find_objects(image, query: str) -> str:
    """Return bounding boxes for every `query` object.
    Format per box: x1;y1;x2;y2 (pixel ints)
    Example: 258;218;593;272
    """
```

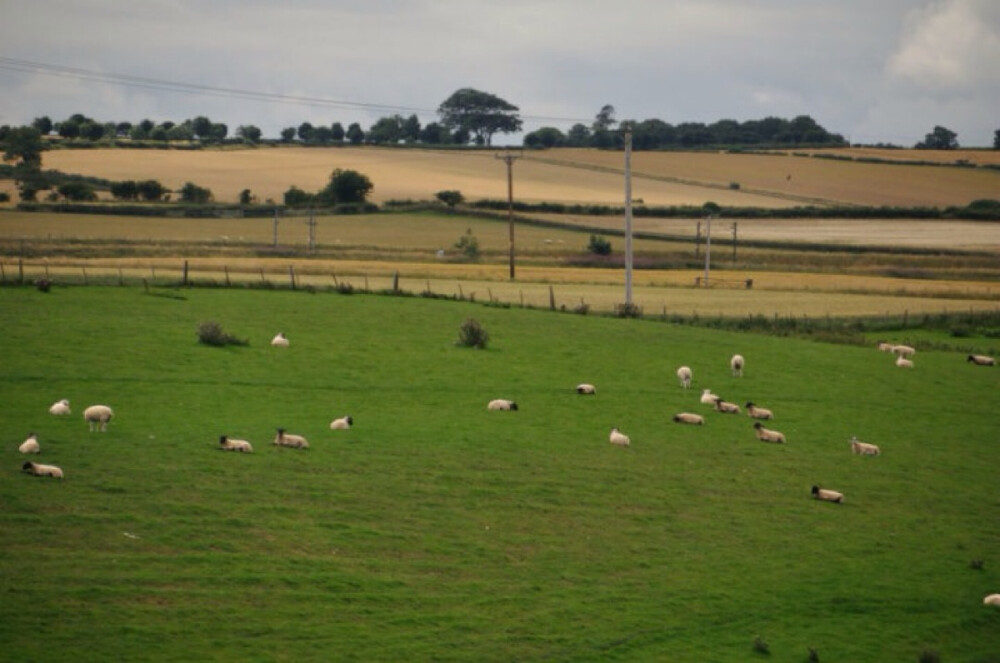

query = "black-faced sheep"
218;435;253;453
22;461;63;479
83;404;114;432
575;383;597;395
273;428;309;449
713;397;741;414
730;354;745;377
753;421;786;443
745;402;773;420
48;399;71;415
850;436;880;456
270;332;290;347
609;427;631;447
968;354;995;366
329;416;353;430
700;389;718;405
811;485;843;503
672;413;705;425
487;399;518;411
19;433;40;454
676;366;693;389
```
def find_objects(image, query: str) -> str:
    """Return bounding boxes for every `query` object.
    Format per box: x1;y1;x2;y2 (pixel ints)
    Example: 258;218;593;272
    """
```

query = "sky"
1;0;998;147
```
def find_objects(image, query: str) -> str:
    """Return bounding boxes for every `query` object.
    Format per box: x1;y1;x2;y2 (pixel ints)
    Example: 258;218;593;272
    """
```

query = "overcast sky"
2;0;998;146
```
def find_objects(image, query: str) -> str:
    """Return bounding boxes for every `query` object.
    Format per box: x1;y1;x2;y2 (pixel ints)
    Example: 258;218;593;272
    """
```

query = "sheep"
891;344;915;357
876;341;894;352
218;435;253;453
984;594;1000;606
48;399;71;415
270;332;290;347
672;412;705;425
22;461;63;479
609;427;631;447
850;436;881;456
730;354;745;377
487;399;518;411
676;366;693;389
895;355;914;368
753;421;786;443
713;397;741;414
273;428;309;449
700;388;718;405
745;402;773;420
83;404;114;432
967;354;995;366
329;415;353;430
811;485;843;503
575;383;597;395
19;433;40;454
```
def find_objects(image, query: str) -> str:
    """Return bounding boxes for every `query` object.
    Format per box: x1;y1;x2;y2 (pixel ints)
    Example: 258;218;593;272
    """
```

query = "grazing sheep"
850;436;881;456
329;415;353;430
984;594;1000;606
273;428;309;449
700;389;718;405
575;383;597;395
876;341;894;352
19;433;40;454
609;427;631;447
22;461;63;479
83;404;114;432
753;421;786;444
487;399;518;411
48;399;71;415
730;354;745;377
676;366;693;389
891;344;915;357
218;435;253;453
895;355;914;368
270;332;290;347
968;354;996;366
811;485;843;503
745;402;774;420
672;412;705;425
713;397;741;414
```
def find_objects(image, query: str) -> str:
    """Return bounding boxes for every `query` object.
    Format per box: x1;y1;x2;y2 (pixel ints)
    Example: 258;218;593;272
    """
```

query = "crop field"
1;285;998;661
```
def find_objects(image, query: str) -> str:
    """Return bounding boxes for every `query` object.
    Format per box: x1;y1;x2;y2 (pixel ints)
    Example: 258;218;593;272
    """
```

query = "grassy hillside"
1;286;998;661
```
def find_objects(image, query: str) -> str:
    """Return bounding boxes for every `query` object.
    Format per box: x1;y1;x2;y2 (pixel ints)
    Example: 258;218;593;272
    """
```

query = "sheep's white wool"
219;435;253;453
876;342;893;352
83;404;114;432
745;402;773;420
576;383;597;395
700;389;718;405
968;354;995;366
895;355;914;368
676;366;692;389
713;397;741;414
891;344;915;357
48;399;71;415
753;422;786;443
811;485;843;503
850;437;880;456
487;399;518;411
271;332;290;347
673;413;704;425
984;594;1000;606
329;416;353;430
609;427;631;446
19;434;40;454
730;354;745;377
273;428;308;449
22;461;63;479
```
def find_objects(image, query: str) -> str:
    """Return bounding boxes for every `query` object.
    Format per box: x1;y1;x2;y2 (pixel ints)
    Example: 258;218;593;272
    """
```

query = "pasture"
1;285;998;661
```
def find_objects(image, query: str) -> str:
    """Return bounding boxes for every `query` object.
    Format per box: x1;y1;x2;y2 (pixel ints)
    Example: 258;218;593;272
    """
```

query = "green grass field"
1;285;998;662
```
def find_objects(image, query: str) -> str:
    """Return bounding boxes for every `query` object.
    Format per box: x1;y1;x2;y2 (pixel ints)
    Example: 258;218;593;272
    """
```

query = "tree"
283;185;312;207
593;104;616;132
192;116;213;139
436;190;464;207
179;182;213;204
368;115;404;144
3;126;45;170
166;123;194;141
587;234;612;256
318;168;373;204
280;127;297;143
313;126;333;143
566;123;592;147
523;126;566;148
331;122;345;142
32;116;53;135
57;181;97;201
297;122;315;142
993;129;999;150
437;88;522;146
137;180;167;201
419;122;451;144
401;114;421;143
237;125;262;143
110;180;140;201
346;123;364;145
239;188;256;205
916;125;958;150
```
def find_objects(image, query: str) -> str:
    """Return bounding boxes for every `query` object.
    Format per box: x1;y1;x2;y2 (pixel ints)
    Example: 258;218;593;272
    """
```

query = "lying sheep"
83;404;114;432
850;436;881;456
892;344;915;357
984;594;1000;606
609;427;631;447
811;485;843;503
575;383;597;395
676;366;693;389
48;399;71;415
745;402;773;420
672;412;705;425
218;435;253;453
713;397;741;414
876;341;894;352
700;388;718;405
22;461;63;479
753;421;786;443
270;332;290;347
19;433;40;454
329;415;353;430
730;354;745;377
487;399;518;411
895;355;914;368
273;428;309;449
968;354;996;366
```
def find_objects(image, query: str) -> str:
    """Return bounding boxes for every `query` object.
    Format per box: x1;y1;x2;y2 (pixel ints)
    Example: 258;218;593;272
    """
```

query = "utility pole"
731;221;738;263
624;128;633;306
495;151;521;280
306;210;317;252
703;213;713;287
272;209;279;248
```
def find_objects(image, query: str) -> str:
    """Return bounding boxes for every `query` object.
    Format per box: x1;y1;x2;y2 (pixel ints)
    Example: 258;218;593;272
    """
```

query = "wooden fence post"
183;260;189;286
289;265;296;290
18;258;24;284
224;265;230;286
82;266;88;285
392;271;399;293
549;286;556;310
118;269;124;286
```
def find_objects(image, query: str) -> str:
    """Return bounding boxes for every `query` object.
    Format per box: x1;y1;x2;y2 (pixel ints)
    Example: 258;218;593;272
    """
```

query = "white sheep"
83;404;114;432
811;485;843;503
713;397;741;414
487;399;518;411
745;402;773;420
876;341;894;352
984;594;1000;606
850;436;881;456
329;415;353;430
48;399;71;415
273;428;309;449
270;332;290;347
753;421;786;443
891;344;915;357
19;433;40;454
218;435;253;453
676;366;693;389
895;355;914;368
672;412;705;425
22;461;63;479
968;354;995;366
730;354;745;377
609;427;631;447
575;383;597;395
700;389;718;405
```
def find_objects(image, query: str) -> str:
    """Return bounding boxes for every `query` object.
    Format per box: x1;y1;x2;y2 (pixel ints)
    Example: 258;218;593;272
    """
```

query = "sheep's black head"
672;415;680;422
967;355;975;362
509;402;518;411
346;416;354;425
745;402;754;408
753;422;763;429
811;485;820;495
219;435;228;445
22;461;34;471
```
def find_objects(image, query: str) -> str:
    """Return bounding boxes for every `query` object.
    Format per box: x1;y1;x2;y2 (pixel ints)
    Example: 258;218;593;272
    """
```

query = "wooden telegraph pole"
306;209;317;252
495;151;521;280
624;128;634;306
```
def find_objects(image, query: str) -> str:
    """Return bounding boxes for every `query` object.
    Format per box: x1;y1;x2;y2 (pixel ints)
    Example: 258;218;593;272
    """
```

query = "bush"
196;321;248;347
587;234;612;256
0;192;10;203
179;182;213;204
456;317;489;349
436;190;464;207
454;229;480;259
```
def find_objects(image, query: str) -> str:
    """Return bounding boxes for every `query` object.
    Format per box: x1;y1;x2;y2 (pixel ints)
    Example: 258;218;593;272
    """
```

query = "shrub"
179;182;213;204
615;302;643;318
196;321;248;347
587;234;612;256
752;635;769;655
0;192;10;203
35;278;51;293
454;229;480;259
456;317;489;349
436;190;464;207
